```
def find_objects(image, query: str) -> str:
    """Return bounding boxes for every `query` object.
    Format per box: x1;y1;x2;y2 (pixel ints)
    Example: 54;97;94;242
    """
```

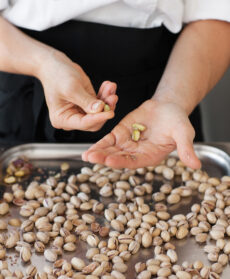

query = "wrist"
143;98;188;117
152;87;194;116
35;48;67;81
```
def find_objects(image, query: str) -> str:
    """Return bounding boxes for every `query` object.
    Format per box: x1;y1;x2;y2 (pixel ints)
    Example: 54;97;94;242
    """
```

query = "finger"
104;95;118;111
84;146;119;164
89;107;118;131
83;137;171;168
98;81;110;96
54;109;114;131
80;111;115;131
83;150;107;164
85;145;172;169
98;81;117;99
173;129;201;169
83;124;131;159
176;140;201;170
86;114;115;133
82;133;116;161
98;81;109;97
69;84;105;114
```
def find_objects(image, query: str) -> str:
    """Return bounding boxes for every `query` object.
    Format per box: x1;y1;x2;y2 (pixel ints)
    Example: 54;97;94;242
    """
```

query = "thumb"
173;127;201;170
70;84;105;114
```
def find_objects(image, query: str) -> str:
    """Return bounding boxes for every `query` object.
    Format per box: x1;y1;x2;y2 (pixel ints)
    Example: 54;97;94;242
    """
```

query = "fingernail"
92;101;103;112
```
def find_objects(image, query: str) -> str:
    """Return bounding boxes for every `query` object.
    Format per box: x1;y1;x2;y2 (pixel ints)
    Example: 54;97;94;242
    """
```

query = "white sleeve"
184;0;230;23
0;0;9;10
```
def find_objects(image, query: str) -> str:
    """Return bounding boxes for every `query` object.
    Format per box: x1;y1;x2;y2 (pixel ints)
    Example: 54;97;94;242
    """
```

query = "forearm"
153;20;230;115
0;16;55;77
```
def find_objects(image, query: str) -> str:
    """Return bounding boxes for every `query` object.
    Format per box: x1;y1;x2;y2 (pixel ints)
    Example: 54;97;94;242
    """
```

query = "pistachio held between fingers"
104;104;111;112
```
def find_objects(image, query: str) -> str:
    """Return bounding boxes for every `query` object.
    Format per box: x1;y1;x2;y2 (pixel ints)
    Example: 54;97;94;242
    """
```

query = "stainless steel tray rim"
1;143;230;175
0;143;92;163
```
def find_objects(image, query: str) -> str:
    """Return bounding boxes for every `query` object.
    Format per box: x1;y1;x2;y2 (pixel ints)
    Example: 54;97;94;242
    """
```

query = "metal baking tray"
0;143;230;278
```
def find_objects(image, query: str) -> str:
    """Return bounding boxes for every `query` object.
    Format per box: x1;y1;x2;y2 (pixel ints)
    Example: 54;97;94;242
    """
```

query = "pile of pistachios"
4;157;33;184
0;156;230;278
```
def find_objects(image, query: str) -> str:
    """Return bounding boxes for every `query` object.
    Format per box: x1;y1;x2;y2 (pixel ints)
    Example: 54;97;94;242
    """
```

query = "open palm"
82;100;201;169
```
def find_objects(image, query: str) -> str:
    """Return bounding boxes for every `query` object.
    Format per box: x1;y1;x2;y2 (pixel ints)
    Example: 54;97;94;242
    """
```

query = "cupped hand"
82;100;201;169
38;51;118;131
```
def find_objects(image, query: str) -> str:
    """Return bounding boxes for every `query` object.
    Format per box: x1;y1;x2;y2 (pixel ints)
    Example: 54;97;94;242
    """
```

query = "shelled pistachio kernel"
132;123;146;132
104;104;111;112
131;123;147;142
61;162;70;172
132;129;141;142
4;176;16;184
15;170;26;177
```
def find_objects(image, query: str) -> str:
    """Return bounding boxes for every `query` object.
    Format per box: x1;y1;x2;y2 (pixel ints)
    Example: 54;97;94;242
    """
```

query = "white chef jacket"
0;0;230;33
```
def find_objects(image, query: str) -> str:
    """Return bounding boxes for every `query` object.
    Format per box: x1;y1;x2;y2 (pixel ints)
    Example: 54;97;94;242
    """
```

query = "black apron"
0;20;203;144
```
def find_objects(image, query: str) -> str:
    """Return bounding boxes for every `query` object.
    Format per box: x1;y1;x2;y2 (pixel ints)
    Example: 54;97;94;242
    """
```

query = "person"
0;1;230;170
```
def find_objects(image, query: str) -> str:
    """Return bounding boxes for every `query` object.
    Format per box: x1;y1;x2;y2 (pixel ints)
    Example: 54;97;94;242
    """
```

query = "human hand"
82;100;201;169
38;51;118;131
